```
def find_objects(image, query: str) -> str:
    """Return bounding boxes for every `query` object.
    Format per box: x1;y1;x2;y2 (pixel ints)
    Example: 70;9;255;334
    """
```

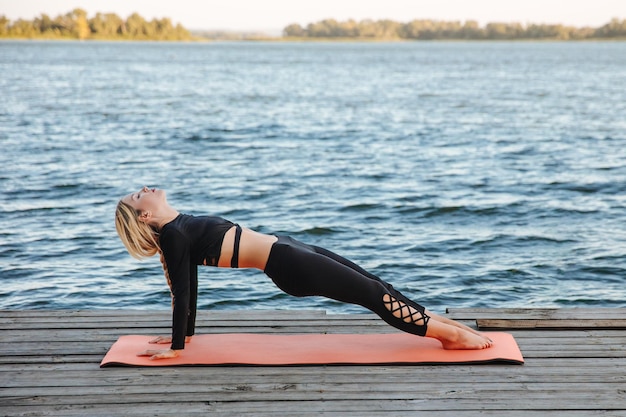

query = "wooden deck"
1;308;625;416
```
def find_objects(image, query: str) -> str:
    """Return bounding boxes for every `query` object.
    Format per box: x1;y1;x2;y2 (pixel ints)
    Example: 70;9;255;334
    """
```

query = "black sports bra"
229;224;242;268
160;214;240;267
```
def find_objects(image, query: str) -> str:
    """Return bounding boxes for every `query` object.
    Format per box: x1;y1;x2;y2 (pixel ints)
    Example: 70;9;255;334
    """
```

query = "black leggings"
264;236;430;336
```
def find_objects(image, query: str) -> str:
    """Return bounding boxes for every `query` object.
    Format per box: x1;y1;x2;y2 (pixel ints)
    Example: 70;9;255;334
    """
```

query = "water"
1;40;625;313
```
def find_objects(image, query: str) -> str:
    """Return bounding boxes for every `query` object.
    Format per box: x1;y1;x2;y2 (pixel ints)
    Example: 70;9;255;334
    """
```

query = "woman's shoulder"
170;213;233;227
161;213;233;237
160;215;190;242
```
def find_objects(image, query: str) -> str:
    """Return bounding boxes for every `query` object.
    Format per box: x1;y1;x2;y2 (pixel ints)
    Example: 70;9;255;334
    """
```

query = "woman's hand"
136;348;180;360
149;335;172;344
149;335;193;344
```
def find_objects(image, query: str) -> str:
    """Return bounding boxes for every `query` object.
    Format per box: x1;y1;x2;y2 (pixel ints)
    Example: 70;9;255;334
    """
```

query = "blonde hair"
115;200;159;259
115;200;173;298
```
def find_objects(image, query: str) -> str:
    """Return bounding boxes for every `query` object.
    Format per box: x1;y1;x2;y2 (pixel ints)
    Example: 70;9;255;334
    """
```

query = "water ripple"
1;41;625;311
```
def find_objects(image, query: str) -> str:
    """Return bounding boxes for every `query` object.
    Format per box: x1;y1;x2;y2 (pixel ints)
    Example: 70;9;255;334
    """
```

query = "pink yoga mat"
100;332;523;367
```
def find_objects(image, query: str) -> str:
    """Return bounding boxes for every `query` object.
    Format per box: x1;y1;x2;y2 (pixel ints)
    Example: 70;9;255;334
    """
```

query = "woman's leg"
311;244;492;348
264;237;493;349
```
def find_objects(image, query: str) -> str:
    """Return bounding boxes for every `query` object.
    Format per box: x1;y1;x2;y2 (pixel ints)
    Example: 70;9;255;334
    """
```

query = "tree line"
284;18;626;40
0;9;191;41
2;10;625;42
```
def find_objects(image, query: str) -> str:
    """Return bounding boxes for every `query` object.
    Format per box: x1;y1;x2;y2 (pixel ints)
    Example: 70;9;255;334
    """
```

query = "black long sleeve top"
159;214;235;350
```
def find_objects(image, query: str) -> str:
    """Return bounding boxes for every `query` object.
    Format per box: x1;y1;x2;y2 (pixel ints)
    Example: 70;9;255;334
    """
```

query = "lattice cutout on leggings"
383;294;430;327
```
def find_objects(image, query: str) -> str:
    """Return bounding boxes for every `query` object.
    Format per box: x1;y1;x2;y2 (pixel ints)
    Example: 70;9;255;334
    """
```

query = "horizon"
1;0;625;34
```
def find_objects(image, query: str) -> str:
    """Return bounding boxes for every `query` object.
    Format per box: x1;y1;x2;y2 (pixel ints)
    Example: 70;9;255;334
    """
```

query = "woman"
115;187;493;360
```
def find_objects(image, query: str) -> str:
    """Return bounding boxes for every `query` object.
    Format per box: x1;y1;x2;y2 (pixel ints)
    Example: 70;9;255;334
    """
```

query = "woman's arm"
187;261;198;338
159;229;194;352
147;262;197;350
148;335;193;344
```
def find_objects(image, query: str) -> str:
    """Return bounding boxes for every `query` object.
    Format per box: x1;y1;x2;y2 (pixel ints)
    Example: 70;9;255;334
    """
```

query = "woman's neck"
150;206;180;230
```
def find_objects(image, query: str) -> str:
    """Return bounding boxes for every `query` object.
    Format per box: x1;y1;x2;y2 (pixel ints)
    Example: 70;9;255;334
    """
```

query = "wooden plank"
4;405;626;417
446;308;626;320
1;309;625;417
0;309;328;318
1;376;624;399
2;326;624;342
3;367;625;388
2;357;625;374
0;327;402;343
445;308;626;329
0;313;337;329
1;389;624;409
4;327;626;343
477;318;626;329
0;319;384;331
1;314;373;326
2;367;625;389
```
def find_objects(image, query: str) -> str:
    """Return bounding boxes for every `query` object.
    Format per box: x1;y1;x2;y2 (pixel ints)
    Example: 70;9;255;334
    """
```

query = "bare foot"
440;330;493;350
426;320;493;350
425;309;487;338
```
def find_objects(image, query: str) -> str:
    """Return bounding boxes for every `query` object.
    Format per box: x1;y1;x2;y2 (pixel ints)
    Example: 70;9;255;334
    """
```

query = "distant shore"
2;36;625;43
1;9;625;41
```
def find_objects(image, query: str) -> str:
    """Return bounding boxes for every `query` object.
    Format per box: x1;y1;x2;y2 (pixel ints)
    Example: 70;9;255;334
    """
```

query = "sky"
1;0;625;33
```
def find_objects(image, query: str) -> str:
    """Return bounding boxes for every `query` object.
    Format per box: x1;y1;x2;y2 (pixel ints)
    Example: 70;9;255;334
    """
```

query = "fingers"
136;349;179;360
137;349;161;357
149;336;171;344
149;351;171;360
